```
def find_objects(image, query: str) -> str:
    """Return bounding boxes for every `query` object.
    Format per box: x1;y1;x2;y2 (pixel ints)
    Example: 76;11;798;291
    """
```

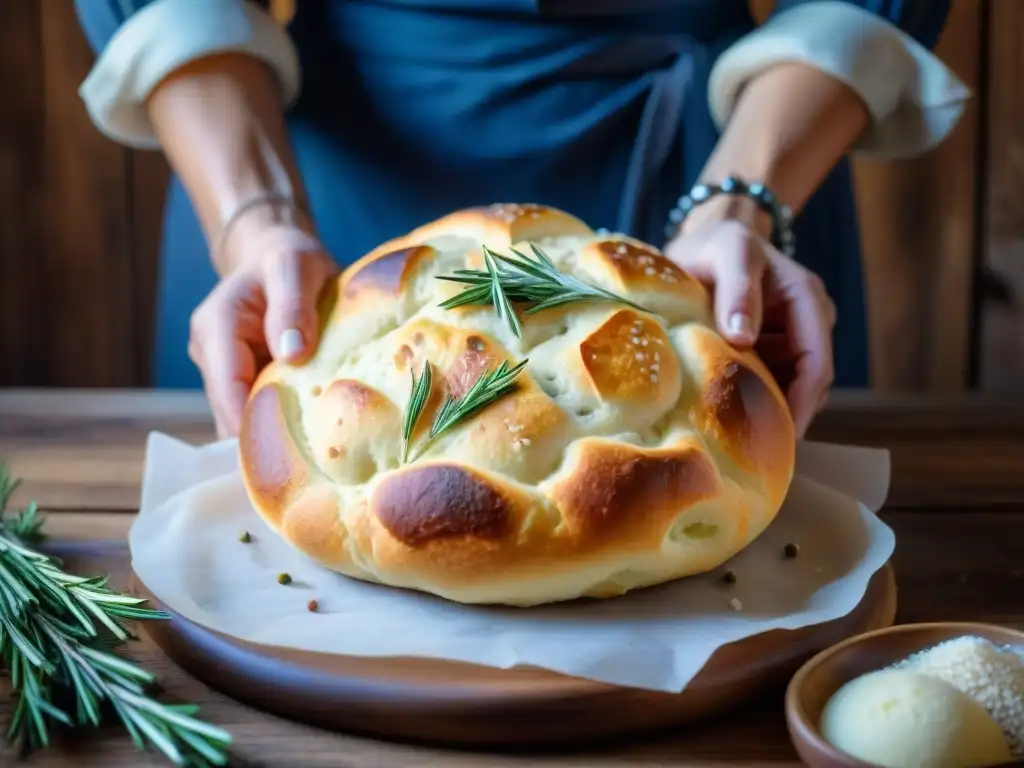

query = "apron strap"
616;39;702;238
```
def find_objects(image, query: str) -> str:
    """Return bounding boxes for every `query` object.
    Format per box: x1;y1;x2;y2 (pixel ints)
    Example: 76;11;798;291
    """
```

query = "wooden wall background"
0;0;1020;391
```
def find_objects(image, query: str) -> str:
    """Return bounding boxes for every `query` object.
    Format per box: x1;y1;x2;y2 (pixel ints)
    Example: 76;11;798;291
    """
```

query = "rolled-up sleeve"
707;0;971;158
74;0;301;150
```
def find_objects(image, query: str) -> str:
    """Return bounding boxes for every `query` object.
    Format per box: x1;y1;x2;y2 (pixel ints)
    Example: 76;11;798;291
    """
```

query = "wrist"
214;195;316;275
668;176;796;257
678;192;773;240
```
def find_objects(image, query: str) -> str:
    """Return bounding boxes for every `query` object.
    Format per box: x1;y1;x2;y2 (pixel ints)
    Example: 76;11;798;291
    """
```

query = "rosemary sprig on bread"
402;359;529;463
437;243;647;337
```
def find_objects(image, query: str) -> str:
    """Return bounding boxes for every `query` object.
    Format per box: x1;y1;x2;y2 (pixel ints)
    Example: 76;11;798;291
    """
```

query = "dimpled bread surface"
239;204;796;606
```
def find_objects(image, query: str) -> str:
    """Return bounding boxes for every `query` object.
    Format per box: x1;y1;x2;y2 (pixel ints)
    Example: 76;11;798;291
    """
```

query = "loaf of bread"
239;204;796;606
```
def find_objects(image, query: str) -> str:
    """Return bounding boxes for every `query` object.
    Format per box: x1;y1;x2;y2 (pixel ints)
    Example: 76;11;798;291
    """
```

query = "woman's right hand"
188;223;339;438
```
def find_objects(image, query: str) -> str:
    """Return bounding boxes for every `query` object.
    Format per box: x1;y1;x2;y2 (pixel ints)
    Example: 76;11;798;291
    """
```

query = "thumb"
711;241;766;348
262;251;334;362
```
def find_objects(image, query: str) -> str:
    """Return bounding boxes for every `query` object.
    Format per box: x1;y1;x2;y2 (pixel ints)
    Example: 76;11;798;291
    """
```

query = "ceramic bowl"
785;621;1024;768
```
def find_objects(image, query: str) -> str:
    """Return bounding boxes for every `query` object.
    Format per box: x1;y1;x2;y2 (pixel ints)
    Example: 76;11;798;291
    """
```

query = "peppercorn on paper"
129;434;894;693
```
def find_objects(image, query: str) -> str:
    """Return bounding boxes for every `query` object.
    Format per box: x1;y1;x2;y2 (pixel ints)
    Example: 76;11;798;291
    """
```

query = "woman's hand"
188;224;339;438
665;217;836;438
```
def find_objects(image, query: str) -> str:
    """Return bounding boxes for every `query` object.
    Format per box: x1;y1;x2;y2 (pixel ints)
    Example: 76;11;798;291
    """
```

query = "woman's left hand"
665;219;836;438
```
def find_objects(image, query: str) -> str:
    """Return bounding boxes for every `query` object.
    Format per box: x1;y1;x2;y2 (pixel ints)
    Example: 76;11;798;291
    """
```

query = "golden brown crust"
578;237;709;324
579;309;681;413
411;203;593;249
548;438;721;550
239;383;313;529
683;324;796;509
373;464;515;547
240;204;797;606
342;245;438;299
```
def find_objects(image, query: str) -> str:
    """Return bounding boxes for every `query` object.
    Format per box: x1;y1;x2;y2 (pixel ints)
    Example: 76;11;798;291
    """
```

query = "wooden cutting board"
132;563;896;748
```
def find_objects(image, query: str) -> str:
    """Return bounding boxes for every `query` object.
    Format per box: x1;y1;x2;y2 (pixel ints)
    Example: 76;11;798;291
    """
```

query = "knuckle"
263;256;308;295
740;236;769;272
190;291;227;335
817;390;830;413
726;222;763;254
669;244;705;276
187;339;202;365
188;306;208;339
273;295;313;323
822;362;836;388
263;239;324;279
722;218;755;241
190;280;247;346
264;243;299;269
717;232;767;272
803;270;827;296
730;280;761;309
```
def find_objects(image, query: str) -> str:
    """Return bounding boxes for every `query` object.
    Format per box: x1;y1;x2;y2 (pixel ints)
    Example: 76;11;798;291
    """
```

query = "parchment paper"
129;433;894;693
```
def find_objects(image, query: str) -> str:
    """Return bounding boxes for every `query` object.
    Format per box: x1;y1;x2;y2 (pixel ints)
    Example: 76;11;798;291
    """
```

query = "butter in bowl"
787;622;1024;768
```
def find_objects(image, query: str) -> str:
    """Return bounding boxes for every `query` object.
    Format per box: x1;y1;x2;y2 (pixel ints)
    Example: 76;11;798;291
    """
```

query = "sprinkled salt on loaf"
896;636;1024;755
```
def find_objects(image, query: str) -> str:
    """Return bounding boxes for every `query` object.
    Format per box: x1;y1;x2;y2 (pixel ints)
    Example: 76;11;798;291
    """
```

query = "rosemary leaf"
483;246;523;338
528;242;559;269
402;362;433;464
429;358;527;439
404;358;529;463
437;243;648;326
0;464;232;766
0;467;19;509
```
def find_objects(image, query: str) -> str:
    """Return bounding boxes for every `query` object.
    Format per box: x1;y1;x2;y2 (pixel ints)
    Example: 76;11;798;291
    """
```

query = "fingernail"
817;390;830;412
279;328;303;359
728;312;753;338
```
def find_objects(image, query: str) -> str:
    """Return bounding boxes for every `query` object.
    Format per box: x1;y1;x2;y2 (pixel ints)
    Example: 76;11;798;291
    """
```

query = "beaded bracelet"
664;176;796;258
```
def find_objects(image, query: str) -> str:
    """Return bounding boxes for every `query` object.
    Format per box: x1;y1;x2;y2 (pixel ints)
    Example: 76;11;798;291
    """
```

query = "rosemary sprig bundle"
403;358;529;463
0;466;232;766
437;243;648;337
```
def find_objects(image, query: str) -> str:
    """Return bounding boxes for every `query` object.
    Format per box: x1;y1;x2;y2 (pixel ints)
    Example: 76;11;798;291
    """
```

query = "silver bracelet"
213;193;308;260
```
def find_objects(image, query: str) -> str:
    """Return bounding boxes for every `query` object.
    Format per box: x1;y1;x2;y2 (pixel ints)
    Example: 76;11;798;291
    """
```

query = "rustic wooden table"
0;388;1022;767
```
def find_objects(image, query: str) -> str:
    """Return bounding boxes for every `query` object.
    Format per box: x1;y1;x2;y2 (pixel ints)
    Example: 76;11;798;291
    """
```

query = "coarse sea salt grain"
893;635;1024;755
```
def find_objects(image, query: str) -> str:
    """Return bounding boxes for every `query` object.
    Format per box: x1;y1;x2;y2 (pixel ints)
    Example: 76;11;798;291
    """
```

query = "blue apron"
151;0;870;388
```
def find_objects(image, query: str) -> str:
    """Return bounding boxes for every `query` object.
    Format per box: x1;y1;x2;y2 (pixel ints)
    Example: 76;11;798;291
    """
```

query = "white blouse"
79;0;970;157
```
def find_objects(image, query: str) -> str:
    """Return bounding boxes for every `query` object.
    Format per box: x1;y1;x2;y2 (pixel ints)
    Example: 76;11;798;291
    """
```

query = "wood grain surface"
126;566;895;750
0;2;46;383
853;0;982;392
980;0;1024;392
0;389;1021;767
